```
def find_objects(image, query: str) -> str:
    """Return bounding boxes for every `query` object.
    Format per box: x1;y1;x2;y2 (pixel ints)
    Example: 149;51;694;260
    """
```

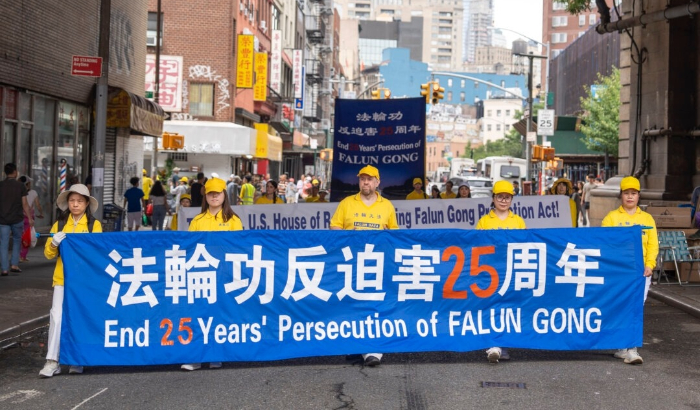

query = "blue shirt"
124;187;144;212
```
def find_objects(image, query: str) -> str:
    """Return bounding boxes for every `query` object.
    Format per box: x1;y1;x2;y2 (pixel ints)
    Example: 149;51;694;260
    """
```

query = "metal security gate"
103;127;117;205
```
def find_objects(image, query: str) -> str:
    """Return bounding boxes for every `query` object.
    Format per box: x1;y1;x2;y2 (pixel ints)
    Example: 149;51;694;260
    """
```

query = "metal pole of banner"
152;0;162;178
93;0;111;220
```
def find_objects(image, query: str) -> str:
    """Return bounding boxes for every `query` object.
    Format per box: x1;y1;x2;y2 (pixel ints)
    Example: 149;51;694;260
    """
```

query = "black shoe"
364;355;381;367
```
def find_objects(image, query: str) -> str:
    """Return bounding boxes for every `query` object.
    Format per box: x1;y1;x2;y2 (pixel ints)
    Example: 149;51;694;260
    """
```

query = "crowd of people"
0;161;667;376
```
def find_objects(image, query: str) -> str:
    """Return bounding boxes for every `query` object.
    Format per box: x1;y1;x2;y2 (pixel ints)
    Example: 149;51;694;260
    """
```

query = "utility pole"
93;0;111;219
152;0;161;177
514;52;547;189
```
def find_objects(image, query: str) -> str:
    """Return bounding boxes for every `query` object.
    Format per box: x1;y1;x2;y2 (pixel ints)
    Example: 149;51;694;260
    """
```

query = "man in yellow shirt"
315;189;329;203
406;178;427;200
239;175;255;205
440;180;457;199
330;165;398;367
142;169;153;226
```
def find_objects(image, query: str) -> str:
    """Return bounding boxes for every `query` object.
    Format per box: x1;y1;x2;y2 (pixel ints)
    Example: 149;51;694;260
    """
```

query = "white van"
476;156;527;185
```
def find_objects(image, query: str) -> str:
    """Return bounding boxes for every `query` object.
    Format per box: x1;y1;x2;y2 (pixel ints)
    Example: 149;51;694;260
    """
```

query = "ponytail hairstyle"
267;180;280;204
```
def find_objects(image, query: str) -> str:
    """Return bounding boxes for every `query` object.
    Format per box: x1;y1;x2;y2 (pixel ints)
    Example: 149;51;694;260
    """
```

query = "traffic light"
162;132;185;150
432;82;444;104
420;83;432;103
371;89;381;99
543;147;555;161
532;145;544;161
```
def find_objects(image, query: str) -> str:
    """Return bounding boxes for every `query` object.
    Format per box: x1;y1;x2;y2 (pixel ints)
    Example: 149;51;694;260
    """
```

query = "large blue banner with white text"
331;98;426;201
60;227;644;366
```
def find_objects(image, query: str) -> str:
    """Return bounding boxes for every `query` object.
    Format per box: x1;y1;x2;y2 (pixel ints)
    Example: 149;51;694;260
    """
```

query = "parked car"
442;176;493;198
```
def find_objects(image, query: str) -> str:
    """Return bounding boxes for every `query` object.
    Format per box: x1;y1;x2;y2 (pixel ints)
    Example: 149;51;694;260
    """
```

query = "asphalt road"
1;297;699;410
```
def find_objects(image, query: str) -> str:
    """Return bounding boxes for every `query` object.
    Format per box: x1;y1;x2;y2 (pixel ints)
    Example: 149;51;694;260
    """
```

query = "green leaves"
579;67;620;156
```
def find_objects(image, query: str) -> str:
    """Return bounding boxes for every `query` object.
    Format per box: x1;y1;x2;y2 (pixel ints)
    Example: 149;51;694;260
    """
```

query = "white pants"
362;353;383;360
643;275;651;303
46;285;64;362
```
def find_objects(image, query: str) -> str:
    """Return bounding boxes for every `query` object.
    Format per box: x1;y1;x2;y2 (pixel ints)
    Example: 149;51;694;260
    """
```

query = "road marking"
72;388;108;410
0;389;43;403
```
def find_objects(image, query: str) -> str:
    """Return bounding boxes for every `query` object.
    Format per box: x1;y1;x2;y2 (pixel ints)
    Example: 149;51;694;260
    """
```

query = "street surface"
0;297;699;409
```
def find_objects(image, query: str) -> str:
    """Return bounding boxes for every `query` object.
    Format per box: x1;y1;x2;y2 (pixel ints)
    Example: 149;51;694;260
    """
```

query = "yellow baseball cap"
357;165;380;179
312;179;319;186
493;180;515;195
205;177;227;193
179;176;188;183
142;169;147;175
179;194;191;202
413;178;422;185
620;176;640;191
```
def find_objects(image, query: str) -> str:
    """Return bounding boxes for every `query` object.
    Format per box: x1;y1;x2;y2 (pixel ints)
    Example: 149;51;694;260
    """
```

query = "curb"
0;314;50;344
648;288;700;319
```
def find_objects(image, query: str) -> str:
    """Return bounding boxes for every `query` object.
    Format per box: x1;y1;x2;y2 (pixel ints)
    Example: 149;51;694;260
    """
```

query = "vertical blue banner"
331;98;426;201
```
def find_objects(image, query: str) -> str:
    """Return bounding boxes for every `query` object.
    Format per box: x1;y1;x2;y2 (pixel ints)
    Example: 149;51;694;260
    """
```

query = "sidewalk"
3;229;700;342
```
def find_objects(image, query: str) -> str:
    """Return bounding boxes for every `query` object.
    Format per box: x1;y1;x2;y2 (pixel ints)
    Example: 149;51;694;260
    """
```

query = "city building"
477;98;522;144
463;0;493;63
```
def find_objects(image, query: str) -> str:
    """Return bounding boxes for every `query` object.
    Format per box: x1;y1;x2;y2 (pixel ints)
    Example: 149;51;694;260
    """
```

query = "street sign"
71;55;102;77
537;109;554;136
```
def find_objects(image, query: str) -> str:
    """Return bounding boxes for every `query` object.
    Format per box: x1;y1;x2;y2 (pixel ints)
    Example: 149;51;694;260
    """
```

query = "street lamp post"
514;52;547;184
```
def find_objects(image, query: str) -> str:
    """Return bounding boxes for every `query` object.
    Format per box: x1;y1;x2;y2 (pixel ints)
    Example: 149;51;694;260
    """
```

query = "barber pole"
59;159;67;192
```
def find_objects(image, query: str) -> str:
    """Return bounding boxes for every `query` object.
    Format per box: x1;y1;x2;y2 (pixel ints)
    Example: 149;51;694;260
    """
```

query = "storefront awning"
162;120;256;156
254;123;283;162
106;88;165;136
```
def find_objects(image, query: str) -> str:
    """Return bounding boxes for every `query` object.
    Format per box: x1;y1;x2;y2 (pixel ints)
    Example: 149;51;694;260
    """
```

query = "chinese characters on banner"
236;35;254;88
145;55;183;112
253;52;268;102
292;50;303;99
270;30;282;94
331;98;426;201
58;227;644;366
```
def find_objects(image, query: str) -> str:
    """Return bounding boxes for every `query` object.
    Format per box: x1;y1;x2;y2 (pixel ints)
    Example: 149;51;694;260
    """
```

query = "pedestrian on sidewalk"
0;163;34;276
39;184;102;378
149;180;167;231
601;176;657;365
18;175;44;262
123;177;145;231
181;178;242;371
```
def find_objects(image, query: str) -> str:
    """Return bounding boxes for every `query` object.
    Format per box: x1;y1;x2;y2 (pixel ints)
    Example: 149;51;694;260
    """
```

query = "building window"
551;33;568;43
487;110;492;117
553;1;567;10
272;6;280;30
168;152;189;161
496;124;501;131
552;16;568;27
447;91;452;100
460;92;465;102
461;79;465;88
189;83;214;117
447;79;452;87
147;12;163;46
589;14;597;25
505;109;511;116
487;124;492;131
506;124;511;131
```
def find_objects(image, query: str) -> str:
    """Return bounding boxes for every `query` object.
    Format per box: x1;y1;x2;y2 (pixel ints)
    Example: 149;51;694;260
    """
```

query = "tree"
579;67;620;176
554;1;611;23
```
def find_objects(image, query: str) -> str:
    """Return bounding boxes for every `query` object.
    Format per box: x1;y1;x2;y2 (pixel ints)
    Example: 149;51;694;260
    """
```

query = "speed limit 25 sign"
537;109;554;136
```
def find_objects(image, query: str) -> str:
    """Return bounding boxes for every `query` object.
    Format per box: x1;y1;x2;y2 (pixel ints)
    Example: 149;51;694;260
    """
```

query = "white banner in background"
178;196;572;231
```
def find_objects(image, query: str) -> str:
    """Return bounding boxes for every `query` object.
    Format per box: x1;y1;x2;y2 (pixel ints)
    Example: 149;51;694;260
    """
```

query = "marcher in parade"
256;180;284;204
601;176;657;365
169;193;191;231
305;179;321;202
330;165;398;367
39;184;102;378
549;177;578;227
182;177;242;371
430;185;441;199
456;182;471;199
316;189;329;203
441;180;457;199
148;180;168;230
476;180;526;364
406;178;428;200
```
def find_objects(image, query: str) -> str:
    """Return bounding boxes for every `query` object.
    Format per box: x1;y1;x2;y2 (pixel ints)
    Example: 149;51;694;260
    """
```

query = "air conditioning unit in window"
146;35;158;46
260;20;267;32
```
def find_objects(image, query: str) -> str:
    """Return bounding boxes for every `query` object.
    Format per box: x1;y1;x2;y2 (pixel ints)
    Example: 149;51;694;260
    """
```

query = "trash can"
102;204;125;232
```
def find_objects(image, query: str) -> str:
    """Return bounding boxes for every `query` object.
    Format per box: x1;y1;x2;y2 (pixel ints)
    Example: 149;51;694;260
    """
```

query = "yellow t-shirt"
440;191;457;199
189;209;243;231
330;192;399;230
142;176;153;200
305;195;320;203
239;183;255;205
44;214;103;287
406;190;427;200
601;206;658;269
476;209;527;230
255;196;284;204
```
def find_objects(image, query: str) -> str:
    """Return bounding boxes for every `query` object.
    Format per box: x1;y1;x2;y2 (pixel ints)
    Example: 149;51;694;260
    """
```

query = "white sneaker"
624;348;643;365
181;363;202;371
614;349;629;359
486;347;501;363
209;362;222;369
69;366;84;374
39;360;61;378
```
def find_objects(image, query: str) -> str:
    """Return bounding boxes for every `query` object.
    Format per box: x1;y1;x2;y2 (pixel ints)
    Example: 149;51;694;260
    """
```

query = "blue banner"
60;227;644;366
331;98;426;201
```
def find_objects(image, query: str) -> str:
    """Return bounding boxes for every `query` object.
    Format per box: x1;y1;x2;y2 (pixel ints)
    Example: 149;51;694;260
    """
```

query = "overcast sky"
492;0;544;47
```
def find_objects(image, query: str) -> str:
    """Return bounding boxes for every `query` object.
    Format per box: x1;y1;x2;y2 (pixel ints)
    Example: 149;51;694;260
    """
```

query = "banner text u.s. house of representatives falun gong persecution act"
58;227;644;366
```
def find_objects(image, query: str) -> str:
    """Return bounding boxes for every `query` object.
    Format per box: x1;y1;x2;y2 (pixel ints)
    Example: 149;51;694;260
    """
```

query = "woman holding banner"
456;182;472;199
601;176;657;365
549;178;578;227
39;184;102;378
182;177;242;371
476;180;526;364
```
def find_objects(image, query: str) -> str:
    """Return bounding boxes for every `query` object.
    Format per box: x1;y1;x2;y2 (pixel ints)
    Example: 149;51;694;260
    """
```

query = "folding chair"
655;230;679;285
656;231;700;286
